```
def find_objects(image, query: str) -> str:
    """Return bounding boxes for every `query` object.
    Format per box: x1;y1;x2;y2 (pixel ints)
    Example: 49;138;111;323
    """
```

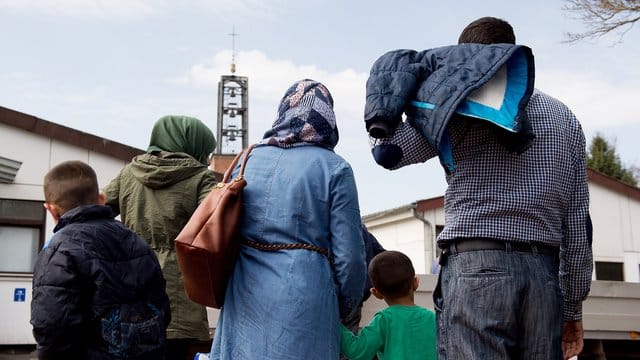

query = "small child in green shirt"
340;250;437;360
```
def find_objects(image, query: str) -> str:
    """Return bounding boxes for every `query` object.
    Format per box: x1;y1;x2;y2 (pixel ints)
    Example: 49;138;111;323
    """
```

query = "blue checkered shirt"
371;90;592;320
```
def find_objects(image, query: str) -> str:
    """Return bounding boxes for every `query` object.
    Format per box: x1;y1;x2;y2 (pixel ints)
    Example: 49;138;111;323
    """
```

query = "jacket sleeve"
364;49;443;170
196;169;217;204
364;49;427;134
31;243;87;358
102;168;123;216
330;162;366;320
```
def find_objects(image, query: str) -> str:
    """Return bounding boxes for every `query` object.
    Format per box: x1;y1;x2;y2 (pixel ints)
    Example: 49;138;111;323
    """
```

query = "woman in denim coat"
210;79;366;359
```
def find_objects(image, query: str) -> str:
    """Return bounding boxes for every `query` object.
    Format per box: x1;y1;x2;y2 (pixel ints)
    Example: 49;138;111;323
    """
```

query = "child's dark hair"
458;17;516;45
368;250;415;299
44;160;99;214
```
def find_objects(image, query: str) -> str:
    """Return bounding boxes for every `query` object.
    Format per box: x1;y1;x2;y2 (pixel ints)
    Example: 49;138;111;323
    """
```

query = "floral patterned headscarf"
261;79;339;150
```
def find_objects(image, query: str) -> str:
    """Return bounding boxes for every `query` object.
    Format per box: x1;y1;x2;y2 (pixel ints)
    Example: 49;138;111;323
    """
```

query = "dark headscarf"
147;115;216;165
261;79;339;150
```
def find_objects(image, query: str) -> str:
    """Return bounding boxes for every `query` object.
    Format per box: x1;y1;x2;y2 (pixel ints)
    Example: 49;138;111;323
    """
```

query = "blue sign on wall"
14;288;26;302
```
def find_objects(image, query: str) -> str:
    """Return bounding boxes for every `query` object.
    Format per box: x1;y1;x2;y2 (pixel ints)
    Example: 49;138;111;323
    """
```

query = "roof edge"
587;168;640;201
0;106;144;162
362;203;416;222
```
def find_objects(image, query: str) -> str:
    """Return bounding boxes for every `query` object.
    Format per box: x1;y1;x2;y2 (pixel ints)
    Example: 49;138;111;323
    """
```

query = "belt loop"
531;243;539;255
505;241;512;253
451;241;458;255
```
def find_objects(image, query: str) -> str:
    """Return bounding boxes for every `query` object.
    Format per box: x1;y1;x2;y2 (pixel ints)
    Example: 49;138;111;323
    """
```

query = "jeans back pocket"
101;303;165;357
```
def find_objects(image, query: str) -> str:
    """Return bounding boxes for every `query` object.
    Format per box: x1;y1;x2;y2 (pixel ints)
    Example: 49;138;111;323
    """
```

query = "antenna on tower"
214;26;248;162
229;26;238;74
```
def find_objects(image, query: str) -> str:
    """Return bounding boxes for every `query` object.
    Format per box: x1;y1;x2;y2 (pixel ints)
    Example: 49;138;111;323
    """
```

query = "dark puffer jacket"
31;205;171;359
365;43;535;173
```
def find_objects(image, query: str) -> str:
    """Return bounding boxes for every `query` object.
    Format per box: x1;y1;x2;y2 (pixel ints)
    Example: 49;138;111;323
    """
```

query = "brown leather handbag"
174;145;255;309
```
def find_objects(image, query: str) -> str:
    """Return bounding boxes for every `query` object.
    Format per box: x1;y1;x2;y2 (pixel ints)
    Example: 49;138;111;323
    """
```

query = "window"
595;261;624;281
0;226;40;272
0;199;45;273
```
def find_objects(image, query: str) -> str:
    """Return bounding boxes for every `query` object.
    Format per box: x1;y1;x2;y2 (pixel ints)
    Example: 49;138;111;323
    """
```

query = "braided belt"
242;238;333;264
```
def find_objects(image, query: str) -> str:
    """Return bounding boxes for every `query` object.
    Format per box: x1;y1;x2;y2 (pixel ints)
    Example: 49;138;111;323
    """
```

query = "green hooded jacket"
103;115;217;341
104;152;215;341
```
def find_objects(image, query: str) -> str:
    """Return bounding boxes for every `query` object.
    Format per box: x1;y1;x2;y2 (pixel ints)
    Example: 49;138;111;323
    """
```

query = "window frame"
0;199;46;275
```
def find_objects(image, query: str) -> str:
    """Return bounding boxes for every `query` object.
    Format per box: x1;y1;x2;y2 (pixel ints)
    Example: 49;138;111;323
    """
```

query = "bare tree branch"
563;0;640;43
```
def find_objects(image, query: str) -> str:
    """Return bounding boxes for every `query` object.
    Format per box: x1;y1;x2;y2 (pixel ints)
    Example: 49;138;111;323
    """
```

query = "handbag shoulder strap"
221;144;256;183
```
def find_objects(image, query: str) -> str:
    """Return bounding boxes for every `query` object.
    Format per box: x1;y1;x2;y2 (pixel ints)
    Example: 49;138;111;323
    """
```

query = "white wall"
589;181;640;282
415;206;446;273
1;124;50;200
365;209;429;274
624;253;640;283
0;277;34;344
0;124;129;200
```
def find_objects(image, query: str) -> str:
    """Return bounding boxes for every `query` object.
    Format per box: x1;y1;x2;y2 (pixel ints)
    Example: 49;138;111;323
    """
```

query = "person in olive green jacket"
103;115;217;360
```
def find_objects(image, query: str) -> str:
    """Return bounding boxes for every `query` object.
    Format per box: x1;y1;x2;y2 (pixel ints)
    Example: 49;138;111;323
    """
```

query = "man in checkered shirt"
369;17;592;360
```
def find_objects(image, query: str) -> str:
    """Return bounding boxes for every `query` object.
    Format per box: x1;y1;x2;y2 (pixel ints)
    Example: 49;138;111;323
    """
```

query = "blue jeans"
433;247;563;359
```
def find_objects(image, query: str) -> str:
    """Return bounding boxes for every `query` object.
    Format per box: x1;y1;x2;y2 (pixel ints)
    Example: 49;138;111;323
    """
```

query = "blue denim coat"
210;145;366;360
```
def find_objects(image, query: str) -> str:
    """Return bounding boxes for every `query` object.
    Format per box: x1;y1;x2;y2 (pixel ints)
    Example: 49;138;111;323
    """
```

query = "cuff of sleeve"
563;300;583;321
371;144;403;169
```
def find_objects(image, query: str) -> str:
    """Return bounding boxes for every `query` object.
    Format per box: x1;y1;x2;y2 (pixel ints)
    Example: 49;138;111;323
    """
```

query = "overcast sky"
1;0;639;215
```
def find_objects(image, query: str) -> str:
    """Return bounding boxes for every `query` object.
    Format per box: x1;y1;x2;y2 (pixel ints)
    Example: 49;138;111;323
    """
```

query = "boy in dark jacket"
31;160;171;359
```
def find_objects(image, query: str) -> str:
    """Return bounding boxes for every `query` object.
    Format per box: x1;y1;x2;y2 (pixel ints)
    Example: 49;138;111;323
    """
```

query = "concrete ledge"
207;276;640;341
361;275;640;340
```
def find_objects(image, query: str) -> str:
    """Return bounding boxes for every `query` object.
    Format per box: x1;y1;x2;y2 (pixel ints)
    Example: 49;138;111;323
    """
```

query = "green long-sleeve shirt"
340;305;437;360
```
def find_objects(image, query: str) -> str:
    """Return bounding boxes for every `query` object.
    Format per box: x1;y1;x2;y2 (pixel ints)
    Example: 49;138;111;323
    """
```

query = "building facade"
0;106;144;344
363;170;640;283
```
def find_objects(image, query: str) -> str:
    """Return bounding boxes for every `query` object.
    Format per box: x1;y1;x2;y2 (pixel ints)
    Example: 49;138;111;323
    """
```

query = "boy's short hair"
44;160;99;214
458;16;516;45
368;250;415;299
